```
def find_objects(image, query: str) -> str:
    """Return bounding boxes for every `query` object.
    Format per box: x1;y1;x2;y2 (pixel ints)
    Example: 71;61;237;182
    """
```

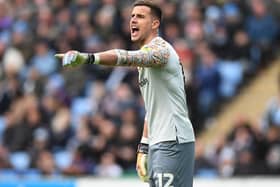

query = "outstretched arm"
55;39;169;67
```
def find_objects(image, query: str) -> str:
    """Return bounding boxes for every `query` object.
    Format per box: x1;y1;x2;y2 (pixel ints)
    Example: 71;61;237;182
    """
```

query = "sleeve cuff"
140;137;149;144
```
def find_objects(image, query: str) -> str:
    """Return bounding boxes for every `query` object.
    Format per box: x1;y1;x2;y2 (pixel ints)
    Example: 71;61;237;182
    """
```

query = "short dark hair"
133;0;162;22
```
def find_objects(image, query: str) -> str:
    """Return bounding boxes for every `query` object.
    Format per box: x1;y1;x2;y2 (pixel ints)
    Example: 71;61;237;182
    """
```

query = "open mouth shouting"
131;26;140;37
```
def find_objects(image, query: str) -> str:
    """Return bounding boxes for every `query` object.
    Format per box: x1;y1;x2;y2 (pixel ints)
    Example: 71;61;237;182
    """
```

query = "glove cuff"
87;54;94;64
137;142;148;154
87;53;100;64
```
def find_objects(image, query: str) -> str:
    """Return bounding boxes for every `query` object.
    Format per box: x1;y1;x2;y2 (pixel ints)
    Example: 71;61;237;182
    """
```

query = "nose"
130;16;137;24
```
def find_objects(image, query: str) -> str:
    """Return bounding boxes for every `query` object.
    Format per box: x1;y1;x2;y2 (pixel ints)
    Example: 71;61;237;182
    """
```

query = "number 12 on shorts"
154;173;174;187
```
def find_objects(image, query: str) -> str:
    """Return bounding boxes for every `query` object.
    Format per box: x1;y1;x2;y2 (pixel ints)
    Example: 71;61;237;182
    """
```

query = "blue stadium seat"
54;150;73;170
9;152;31;171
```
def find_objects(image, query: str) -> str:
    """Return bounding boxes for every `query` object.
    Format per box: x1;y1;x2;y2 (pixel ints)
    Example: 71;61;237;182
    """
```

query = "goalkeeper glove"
55;50;95;67
136;138;149;182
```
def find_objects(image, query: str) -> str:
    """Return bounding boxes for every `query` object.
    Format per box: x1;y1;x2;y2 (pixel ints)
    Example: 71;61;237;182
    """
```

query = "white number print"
155;173;174;187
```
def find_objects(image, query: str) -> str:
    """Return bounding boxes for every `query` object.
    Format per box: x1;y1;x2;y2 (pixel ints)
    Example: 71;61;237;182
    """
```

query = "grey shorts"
148;141;195;187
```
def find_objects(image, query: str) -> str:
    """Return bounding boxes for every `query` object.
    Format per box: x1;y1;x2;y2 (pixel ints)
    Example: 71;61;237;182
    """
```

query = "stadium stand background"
0;0;279;180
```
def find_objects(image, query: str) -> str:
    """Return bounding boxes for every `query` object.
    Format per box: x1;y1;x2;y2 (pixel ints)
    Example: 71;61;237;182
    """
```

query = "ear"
152;19;160;30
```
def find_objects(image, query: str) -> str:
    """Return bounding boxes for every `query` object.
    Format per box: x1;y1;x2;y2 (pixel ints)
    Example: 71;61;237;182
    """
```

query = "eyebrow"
131;13;145;18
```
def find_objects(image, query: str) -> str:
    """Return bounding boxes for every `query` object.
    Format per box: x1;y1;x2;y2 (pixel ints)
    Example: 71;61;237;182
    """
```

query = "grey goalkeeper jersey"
137;37;195;145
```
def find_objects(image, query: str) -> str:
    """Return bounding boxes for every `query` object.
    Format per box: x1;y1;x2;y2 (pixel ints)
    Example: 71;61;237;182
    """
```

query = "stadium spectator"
246;0;279;68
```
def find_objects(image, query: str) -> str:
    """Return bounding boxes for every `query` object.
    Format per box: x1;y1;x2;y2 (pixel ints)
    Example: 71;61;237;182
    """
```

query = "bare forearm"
95;50;118;66
142;120;148;138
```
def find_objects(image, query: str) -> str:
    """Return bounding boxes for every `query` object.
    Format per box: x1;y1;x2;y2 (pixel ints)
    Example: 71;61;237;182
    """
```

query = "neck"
138;32;158;48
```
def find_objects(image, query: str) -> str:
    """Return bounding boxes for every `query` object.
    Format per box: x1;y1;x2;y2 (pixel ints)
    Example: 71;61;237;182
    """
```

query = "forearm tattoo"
115;38;170;67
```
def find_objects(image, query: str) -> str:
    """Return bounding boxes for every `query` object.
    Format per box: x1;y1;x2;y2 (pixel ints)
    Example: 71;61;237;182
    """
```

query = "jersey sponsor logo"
139;78;149;87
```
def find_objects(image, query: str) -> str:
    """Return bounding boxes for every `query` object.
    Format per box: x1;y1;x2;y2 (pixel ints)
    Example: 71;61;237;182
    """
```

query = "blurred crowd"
0;0;280;178
195;74;280;177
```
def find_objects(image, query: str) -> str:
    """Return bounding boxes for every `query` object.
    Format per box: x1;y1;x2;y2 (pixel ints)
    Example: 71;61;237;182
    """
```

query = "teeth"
131;26;139;34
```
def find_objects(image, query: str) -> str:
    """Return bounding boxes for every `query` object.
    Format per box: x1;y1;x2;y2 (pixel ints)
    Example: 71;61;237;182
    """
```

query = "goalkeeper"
56;0;195;186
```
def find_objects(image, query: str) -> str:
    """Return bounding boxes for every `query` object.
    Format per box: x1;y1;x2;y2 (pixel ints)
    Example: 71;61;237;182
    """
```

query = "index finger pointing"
55;53;64;59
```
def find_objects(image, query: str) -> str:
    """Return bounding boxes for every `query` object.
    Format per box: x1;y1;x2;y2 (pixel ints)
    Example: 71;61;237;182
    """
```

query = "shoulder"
143;37;171;57
148;37;169;48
